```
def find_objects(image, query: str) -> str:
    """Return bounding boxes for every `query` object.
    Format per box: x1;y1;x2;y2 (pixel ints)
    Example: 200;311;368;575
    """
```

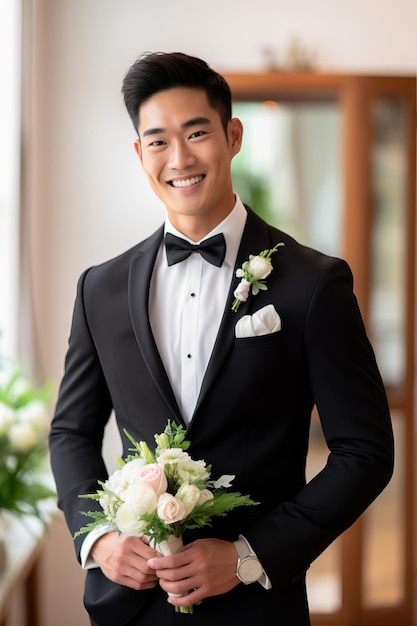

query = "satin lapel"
194;208;273;414
128;227;183;422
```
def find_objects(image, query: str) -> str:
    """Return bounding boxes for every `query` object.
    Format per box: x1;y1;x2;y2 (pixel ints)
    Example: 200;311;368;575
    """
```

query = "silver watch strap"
234;538;253;560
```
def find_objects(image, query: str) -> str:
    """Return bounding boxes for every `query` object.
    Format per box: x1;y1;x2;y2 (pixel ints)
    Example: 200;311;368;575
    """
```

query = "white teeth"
171;175;203;188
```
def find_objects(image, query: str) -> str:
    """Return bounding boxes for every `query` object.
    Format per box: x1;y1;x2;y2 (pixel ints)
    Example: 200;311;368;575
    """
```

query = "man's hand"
90;531;159;590
147;538;240;608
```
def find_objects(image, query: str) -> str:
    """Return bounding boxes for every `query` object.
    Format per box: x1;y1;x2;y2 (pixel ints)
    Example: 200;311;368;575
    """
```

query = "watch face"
238;557;263;583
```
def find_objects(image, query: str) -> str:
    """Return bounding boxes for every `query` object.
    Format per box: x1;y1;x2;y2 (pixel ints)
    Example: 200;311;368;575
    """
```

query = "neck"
167;197;236;242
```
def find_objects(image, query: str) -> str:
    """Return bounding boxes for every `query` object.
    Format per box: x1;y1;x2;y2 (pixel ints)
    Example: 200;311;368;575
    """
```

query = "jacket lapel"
194;208;274;415
128;226;184;423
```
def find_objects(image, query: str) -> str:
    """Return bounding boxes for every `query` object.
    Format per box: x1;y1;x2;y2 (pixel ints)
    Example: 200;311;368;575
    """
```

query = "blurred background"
1;1;416;625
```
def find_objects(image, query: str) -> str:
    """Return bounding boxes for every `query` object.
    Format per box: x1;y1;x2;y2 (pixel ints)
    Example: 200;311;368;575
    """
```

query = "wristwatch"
234;539;264;584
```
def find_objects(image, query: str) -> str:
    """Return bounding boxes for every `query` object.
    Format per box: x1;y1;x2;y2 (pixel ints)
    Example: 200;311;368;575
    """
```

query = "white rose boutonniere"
232;242;285;312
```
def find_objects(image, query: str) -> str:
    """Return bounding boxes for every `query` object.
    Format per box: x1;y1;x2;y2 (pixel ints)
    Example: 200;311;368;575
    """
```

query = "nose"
168;140;196;169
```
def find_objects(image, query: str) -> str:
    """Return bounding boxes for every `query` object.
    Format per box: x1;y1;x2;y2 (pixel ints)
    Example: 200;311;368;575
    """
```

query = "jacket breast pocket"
234;328;284;351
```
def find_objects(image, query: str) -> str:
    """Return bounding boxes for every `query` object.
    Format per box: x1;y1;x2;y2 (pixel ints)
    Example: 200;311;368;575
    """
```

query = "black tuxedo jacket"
49;207;393;626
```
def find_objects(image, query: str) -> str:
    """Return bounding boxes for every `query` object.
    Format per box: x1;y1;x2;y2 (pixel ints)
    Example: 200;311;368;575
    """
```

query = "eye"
149;140;165;147
189;130;207;139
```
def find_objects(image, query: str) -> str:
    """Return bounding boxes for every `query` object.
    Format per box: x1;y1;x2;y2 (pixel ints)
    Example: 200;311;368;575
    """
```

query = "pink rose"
137;463;168;496
157;493;186;523
233;279;251;302
197;489;214;506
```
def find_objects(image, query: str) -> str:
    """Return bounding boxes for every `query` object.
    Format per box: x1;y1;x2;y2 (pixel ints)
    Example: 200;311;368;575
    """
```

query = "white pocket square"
235;304;281;338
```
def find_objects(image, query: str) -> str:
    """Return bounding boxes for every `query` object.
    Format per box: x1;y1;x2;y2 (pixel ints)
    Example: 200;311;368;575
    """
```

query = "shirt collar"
163;194;247;268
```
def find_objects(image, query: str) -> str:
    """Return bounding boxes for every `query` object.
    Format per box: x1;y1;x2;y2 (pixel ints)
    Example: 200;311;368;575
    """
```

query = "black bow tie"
164;232;226;267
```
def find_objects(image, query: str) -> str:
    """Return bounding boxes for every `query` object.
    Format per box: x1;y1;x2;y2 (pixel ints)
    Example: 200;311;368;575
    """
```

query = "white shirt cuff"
80;523;116;570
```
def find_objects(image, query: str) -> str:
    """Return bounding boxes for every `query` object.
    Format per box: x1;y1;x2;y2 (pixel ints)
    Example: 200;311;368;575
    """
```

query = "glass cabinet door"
362;94;413;613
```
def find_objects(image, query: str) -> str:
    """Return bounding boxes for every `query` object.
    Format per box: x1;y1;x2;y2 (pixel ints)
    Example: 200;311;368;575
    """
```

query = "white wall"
25;2;417;625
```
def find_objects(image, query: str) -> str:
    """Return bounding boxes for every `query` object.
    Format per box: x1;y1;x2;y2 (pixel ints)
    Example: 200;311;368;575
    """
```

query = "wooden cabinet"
225;70;416;625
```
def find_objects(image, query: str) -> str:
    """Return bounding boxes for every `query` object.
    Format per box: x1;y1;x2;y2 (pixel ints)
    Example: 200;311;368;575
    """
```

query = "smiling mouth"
170;175;205;188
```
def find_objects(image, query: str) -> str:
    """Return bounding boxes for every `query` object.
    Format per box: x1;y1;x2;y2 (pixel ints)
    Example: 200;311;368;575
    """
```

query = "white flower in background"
0;402;14;436
8;422;38;452
17;400;48;431
0;359;55;522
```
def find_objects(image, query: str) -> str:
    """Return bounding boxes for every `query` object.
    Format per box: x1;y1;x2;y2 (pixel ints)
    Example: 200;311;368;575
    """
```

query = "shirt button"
187;354;192;359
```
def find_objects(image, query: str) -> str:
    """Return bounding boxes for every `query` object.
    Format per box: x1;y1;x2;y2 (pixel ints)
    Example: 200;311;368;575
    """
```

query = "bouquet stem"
155;534;194;614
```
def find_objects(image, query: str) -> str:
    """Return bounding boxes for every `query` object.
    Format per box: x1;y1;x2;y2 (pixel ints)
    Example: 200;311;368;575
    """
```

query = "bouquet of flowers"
75;420;259;613
0;362;56;524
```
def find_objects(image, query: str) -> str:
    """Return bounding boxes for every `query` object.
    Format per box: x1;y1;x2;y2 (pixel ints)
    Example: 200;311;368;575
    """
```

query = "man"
49;51;394;626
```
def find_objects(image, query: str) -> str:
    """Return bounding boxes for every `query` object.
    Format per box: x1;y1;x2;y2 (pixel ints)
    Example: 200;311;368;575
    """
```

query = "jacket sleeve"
49;269;113;558
244;257;394;587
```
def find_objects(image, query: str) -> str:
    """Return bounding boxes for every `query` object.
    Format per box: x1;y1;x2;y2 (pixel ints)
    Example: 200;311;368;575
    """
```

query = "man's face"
134;87;242;236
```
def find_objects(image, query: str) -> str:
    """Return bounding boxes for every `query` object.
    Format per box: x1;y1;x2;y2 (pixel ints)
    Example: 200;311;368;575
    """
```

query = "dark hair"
121;51;232;135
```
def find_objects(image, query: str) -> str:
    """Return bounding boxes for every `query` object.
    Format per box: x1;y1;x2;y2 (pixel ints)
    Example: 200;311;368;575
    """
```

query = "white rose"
175;482;202;517
177;458;210;483
124;481;157;515
120;458;146;485
105;469;128;499
116;482;157;535
247;255;273;280
157;493;186;523
8;422;38;452
17;401;48;431
233;279;251;302
115;502;148;535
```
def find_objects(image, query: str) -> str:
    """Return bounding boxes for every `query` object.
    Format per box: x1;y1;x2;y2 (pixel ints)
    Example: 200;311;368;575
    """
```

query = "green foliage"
73;510;112;539
0;360;56;524
186;491;259;530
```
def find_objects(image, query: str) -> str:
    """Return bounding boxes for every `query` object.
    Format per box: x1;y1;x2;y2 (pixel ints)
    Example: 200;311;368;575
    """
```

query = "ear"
133;139;143;165
228;117;243;157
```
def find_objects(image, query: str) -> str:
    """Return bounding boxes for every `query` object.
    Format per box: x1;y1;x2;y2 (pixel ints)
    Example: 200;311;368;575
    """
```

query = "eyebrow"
142;116;211;138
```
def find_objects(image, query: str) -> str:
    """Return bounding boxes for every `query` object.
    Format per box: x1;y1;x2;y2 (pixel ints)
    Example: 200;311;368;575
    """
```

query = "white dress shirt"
149;196;247;423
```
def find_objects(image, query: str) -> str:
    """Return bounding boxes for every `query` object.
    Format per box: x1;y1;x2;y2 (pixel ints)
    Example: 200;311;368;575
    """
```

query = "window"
0;2;21;359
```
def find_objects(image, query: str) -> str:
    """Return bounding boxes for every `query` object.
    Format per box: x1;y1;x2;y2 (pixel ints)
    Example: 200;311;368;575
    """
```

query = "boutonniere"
231;242;284;312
